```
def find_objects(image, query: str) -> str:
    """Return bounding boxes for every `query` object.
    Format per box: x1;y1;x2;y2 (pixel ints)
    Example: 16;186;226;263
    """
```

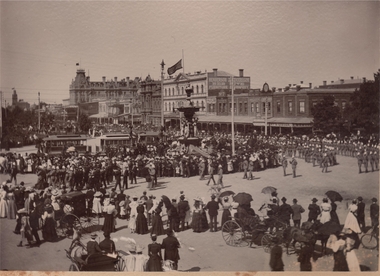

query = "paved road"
0;149;378;272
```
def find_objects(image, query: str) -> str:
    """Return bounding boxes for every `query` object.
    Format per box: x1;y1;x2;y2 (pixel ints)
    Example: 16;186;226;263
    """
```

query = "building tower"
12;89;18;106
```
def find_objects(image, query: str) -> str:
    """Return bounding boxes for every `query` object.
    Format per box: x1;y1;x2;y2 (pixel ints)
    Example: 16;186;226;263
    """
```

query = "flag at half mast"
167;59;182;75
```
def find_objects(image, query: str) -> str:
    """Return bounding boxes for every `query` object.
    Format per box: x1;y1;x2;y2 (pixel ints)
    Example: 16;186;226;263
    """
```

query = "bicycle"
361;225;379;250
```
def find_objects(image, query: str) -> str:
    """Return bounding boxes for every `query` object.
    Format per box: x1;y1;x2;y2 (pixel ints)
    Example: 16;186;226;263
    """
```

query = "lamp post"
231;76;235;155
262;83;269;136
38;92;41;131
160;60;165;127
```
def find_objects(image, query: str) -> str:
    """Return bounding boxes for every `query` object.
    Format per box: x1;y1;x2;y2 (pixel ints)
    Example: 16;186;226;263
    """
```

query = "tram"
42;135;88;155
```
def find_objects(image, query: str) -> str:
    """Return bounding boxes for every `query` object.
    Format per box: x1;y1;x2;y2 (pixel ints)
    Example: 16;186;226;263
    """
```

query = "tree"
343;70;380;135
77;113;92;133
311;95;342;134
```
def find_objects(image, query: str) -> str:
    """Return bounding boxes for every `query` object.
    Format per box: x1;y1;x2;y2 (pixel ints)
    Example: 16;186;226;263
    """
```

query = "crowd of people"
0;129;379;271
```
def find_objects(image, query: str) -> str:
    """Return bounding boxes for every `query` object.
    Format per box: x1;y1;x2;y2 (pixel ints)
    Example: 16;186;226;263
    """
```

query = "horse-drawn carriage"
65;240;126;271
54;191;99;238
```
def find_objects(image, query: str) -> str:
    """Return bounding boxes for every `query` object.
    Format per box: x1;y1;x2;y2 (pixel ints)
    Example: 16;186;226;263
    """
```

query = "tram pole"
160;60;165;128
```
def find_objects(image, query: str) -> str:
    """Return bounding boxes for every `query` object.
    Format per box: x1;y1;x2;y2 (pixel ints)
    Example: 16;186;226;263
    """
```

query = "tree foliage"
311;95;342;134
77;113;92;132
343;70;380;135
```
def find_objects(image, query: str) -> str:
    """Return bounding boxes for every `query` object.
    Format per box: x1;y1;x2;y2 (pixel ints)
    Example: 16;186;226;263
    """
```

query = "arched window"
201;85;204;94
169;102;171;112
196;100;199;107
201;100;204;107
181;87;184;95
196;85;199;94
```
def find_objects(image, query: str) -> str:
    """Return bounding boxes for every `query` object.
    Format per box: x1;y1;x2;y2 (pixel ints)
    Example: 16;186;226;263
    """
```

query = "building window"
196;101;199;107
262;102;266;113
239;103;243;113
196;85;199;94
201;100;204;108
219;103;222;113
251;103;254;113
299;101;305;113
342;101;346;110
288;101;293;113
182;87;184;95
312;101;317;107
201;85;204;94
244;102;248;113
169;102;171;111
165;102;167;111
255;102;259;113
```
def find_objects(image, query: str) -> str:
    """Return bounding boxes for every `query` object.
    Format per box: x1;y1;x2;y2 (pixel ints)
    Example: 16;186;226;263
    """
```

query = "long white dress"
344;204;361;234
92;197;103;214
0;190;9;218
7;192;17;219
129;201;138;232
319;202;331;224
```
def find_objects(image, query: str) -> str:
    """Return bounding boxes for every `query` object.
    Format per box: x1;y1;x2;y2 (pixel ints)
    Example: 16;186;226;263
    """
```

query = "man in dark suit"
357;196;366;231
282;155;288;176
308;198;320;223
206;159;216;186
29;207;41;247
278;197;293;227
177;195;190;232
370;197;379;229
146;195;154;226
161;229;181;270
204;194;219;232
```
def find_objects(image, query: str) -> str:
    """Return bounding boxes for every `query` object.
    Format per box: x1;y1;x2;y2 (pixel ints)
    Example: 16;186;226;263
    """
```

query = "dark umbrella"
161;195;172;209
261;186;277;195
233;192;253;205
325;191;343;202
219;190;235;198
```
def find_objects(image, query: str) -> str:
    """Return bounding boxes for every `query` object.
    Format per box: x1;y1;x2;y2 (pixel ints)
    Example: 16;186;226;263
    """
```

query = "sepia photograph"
0;0;379;273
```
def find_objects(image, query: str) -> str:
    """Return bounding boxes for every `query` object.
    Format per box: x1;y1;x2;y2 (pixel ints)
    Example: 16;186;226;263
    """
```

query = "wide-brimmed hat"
90;233;98;238
94;191;102;197
357;196;363;201
311;198;318;202
372;197;378;202
136;245;144;253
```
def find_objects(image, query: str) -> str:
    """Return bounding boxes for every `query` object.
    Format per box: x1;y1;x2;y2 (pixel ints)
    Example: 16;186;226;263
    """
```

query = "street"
0;146;378;272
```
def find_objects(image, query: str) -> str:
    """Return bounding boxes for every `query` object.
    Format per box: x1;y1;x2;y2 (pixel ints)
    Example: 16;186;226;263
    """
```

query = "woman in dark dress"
146;234;163;271
135;200;149;234
330;201;340;225
102;200;117;233
200;201;209;231
191;198;203;233
41;204;58;242
150;202;166;236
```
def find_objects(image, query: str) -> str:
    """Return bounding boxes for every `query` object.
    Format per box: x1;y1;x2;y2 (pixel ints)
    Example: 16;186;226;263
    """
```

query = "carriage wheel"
261;234;273;253
361;233;378;250
222;220;245;246
69;263;80;271
79;210;100;233
115;256;126;271
60;214;82;238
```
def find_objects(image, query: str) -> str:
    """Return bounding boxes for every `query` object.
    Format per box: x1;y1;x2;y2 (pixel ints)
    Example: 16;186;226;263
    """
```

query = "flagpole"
182;49;184;74
160;60;165;127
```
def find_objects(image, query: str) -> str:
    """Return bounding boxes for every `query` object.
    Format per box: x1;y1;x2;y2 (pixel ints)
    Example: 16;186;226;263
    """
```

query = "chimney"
296;85;301;91
363;77;366;83
289;84;292;88
340;79;344;84
351;76;354;80
300;81;303;84
213;68;218;76
278;88;283;92
309;83;312;88
126;77;130;88
323;81;327;86
331;81;334;83
102;76;106;82
239;69;244;77
114;77;117;82
272;87;276;92
285;86;290;91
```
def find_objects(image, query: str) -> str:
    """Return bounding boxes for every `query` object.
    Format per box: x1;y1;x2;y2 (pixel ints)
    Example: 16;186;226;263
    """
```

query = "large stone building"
139;75;162;126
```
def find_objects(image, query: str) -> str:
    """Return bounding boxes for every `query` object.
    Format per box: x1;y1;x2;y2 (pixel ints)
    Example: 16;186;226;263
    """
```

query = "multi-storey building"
139;75;162;126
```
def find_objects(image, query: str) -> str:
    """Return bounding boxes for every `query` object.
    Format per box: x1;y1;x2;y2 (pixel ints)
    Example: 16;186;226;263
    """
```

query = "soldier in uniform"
321;153;329;173
363;152;369;173
242;156;249;179
356;196;366;231
356;152;363;174
289;156;297;178
281;155;287;177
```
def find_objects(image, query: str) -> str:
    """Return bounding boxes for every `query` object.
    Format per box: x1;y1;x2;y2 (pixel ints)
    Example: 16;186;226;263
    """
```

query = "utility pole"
38;92;41;131
160;60;165;127
231;76;235;156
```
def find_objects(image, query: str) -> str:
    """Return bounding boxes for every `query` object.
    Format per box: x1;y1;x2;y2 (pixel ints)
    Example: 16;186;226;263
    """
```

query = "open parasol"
261;186;277;195
161;195;172;209
233;192;253;205
325;190;343;202
219;190;235;198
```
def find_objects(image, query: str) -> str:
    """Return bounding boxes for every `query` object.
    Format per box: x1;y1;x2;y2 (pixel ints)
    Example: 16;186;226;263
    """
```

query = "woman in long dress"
7;188;17;219
328;232;349;271
41;204;58;242
129;196;139;233
92;192;103;217
221;197;232;228
330;201;340;225
345;232;360;271
146;234;163;271
319;198;331;224
191;198;203;233
0;185;9;218
102;200;117;233
150;202;165;236
135;200;149;235
343;199;361;234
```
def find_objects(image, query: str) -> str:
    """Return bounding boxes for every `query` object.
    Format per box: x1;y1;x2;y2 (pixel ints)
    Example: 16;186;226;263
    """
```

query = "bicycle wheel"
79;210;100;233
361;233;378;249
115;256;126;271
222;220;245;246
261;234;273;253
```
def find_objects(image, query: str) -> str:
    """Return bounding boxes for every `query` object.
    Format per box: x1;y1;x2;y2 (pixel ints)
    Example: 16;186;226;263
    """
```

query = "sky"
1;1;379;105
